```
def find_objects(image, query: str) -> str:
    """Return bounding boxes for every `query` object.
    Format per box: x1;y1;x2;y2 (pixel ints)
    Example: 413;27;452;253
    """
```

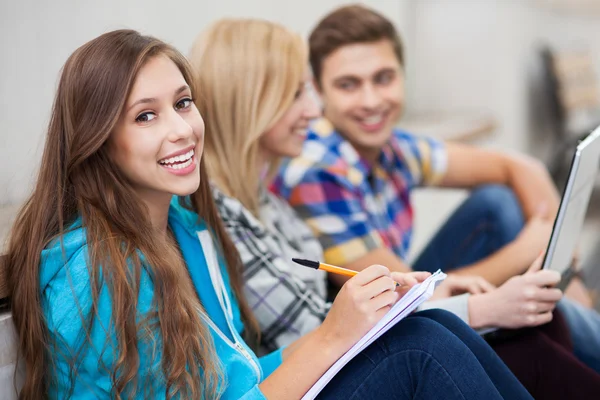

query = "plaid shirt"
212;185;330;353
272;118;448;266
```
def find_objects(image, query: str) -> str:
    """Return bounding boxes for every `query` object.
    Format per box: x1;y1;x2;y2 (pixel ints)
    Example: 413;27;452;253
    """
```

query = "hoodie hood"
39;221;87;290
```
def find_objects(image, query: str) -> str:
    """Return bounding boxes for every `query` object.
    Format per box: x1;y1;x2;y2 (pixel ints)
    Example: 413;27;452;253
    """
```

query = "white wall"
407;0;600;155
0;0;410;206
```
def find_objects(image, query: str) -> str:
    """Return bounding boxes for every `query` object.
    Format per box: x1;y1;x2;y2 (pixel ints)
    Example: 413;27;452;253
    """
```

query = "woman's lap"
317;310;530;400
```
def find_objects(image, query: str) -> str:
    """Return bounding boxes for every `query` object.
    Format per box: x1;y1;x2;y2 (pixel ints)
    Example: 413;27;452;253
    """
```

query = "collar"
312;118;399;192
168;197;207;237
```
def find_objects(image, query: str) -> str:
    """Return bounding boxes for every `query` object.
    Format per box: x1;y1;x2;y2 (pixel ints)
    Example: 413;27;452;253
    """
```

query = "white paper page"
302;270;447;400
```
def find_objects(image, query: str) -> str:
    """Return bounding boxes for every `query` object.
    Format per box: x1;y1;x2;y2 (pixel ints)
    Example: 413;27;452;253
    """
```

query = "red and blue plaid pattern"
272;118;447;266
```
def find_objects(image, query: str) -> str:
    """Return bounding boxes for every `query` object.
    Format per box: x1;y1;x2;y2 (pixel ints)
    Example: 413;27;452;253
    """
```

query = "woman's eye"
175;98;193;110
136;112;156;123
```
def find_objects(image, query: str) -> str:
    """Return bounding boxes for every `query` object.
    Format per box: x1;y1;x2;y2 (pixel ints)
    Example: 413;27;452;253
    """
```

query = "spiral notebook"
302;270;447;400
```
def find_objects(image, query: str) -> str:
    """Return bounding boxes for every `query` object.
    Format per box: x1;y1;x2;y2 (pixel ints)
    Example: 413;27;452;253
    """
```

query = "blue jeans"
413;184;600;373
413;184;524;273
318;309;532;399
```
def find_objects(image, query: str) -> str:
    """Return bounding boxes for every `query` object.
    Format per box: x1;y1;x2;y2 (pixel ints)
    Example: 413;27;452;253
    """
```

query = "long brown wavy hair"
6;29;257;399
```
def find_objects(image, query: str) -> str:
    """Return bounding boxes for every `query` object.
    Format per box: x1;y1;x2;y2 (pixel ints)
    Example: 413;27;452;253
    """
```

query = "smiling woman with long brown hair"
5;29;258;399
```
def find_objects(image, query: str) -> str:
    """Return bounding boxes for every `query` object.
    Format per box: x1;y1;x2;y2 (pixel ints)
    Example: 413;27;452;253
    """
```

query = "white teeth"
163;157;193;170
362;115;383;125
295;128;308;137
159;149;194;165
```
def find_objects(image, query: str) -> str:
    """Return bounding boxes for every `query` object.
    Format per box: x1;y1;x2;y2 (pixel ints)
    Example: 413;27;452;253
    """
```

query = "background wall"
406;0;600;153
0;0;410;206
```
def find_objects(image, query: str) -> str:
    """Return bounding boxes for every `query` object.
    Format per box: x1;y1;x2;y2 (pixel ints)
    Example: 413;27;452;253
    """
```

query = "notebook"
302;270;447;399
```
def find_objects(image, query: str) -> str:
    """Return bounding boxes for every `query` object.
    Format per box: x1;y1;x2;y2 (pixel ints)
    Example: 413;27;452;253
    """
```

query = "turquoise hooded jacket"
39;203;283;399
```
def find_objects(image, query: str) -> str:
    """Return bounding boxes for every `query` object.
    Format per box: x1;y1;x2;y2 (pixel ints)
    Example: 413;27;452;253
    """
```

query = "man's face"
318;39;404;159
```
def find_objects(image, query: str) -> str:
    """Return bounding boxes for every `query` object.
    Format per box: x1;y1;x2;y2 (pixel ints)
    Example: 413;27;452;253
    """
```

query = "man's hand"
430;274;495;301
468;254;563;329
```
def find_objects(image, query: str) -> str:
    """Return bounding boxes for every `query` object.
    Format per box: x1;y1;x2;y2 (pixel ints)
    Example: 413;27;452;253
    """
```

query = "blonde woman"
185;18;600;399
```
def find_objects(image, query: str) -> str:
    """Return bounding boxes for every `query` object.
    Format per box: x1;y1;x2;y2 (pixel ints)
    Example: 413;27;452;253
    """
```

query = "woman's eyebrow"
127;85;190;112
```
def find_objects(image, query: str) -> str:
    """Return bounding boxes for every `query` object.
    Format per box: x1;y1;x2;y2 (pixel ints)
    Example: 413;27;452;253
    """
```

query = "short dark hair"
309;4;404;86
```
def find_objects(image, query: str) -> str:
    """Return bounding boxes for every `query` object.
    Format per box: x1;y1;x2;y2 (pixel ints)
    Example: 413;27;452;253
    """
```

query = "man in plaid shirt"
272;4;600;372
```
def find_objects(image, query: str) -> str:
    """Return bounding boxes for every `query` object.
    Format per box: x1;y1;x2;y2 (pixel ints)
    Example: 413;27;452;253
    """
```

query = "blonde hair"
189;19;307;216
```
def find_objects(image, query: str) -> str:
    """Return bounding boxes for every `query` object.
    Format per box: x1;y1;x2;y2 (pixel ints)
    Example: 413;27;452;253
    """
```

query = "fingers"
467;278;494;294
527;270;561;286
399;273;418;288
526;251;546;274
444;275;494;295
466;282;484;295
523;300;556;315
526;287;562;302
361;276;396;299
536;301;557;313
524;310;554;327
371;290;400;311
352;264;391;286
391;271;430;287
478;278;496;293
408;271;431;283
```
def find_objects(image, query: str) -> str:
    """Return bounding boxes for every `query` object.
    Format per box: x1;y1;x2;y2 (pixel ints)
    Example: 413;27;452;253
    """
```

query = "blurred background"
1;0;600;286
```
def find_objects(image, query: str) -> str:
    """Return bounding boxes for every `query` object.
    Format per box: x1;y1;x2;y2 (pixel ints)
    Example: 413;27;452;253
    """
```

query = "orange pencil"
292;258;399;286
292;258;357;277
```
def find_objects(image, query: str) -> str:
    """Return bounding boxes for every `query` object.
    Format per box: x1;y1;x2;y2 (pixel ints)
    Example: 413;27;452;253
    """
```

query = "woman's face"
109;55;205;206
259;72;321;160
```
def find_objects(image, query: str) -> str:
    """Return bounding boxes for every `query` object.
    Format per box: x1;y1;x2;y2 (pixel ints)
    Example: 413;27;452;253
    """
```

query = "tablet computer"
542;126;600;290
484;126;600;343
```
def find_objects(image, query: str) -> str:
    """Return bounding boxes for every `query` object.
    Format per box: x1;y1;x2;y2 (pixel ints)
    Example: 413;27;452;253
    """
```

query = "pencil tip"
292;258;319;269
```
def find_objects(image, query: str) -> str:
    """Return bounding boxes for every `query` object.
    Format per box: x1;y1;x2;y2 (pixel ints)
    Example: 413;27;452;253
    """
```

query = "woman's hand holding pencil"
292;258;430;296
314;264;429;352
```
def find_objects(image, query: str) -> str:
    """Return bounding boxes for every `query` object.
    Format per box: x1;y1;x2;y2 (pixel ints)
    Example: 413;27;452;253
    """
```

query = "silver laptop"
542;126;600;289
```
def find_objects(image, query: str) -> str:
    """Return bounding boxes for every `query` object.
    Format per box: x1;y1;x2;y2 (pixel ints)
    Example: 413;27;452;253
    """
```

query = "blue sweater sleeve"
258;348;285;378
42;247;117;397
42;247;165;398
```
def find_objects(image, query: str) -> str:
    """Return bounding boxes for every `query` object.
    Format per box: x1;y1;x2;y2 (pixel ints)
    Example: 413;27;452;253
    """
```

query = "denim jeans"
413;184;524;273
317;309;532;400
412;184;600;373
